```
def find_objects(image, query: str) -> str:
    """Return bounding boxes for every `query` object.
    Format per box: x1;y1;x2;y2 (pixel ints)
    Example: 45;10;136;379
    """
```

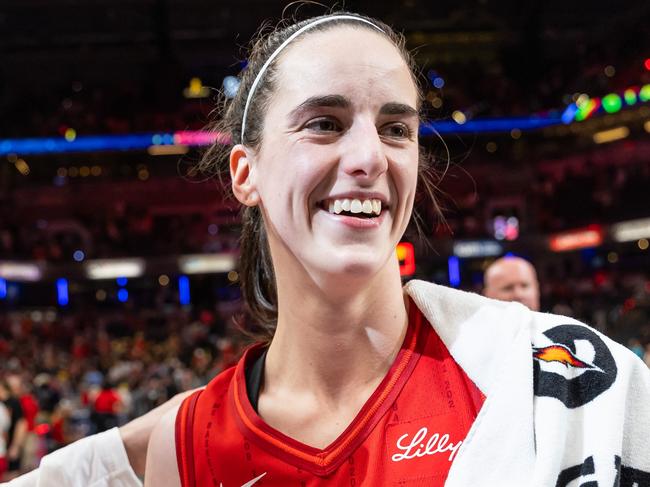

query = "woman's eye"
381;123;411;138
305;118;341;132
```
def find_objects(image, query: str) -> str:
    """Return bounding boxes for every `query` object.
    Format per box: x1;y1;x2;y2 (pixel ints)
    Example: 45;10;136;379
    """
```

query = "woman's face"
246;26;420;285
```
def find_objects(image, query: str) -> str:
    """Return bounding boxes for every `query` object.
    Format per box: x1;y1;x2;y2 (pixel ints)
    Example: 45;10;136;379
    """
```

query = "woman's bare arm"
144;404;182;487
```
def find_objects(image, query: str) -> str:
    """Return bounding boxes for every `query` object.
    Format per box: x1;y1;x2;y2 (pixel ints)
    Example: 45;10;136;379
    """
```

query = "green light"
602;93;622;114
624;89;637;106
575;99;595;121
640;84;650;102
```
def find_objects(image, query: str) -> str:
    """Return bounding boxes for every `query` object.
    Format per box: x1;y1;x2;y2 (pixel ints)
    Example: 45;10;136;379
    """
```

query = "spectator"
483;256;540;311
92;380;122;433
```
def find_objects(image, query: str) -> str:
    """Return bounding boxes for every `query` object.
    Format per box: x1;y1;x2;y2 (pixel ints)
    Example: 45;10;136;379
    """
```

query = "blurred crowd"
2;159;650;263
0;301;247;480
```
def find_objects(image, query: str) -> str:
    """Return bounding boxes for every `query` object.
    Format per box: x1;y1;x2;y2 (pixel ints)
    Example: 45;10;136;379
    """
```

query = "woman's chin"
311;248;393;282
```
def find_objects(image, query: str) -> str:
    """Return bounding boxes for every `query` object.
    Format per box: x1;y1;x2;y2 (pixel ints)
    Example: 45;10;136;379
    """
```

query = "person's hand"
119;388;200;477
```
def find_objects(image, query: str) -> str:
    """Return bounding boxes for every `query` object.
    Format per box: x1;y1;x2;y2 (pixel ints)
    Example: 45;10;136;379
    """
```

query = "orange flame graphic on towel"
533;345;590;368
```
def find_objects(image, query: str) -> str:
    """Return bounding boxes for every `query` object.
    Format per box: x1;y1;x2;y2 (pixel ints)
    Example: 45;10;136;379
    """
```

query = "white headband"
240;15;385;142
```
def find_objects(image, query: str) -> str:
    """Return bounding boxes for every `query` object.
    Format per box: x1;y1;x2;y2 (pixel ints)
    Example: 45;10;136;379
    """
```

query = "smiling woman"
141;10;650;487
192;12;444;341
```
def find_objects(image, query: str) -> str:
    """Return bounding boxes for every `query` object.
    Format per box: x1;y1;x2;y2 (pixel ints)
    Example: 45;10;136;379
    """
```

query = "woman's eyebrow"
288;94;350;122
287;96;418;123
379;102;418;118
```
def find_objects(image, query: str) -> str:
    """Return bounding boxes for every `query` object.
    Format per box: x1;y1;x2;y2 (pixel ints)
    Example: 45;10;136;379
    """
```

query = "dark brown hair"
197;11;444;341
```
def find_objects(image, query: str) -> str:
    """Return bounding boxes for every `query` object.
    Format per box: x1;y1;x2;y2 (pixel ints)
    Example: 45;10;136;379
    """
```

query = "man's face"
484;258;540;311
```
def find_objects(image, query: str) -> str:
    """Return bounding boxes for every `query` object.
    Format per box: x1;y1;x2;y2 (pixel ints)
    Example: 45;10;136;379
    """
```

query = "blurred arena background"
1;0;649;478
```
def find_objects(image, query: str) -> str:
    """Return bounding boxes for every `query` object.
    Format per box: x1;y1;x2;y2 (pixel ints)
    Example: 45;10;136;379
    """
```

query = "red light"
396;242;416;276
645;58;650;71
549;225;604;252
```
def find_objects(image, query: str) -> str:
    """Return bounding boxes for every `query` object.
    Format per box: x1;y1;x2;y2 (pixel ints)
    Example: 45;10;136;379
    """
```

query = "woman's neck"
264;261;409;404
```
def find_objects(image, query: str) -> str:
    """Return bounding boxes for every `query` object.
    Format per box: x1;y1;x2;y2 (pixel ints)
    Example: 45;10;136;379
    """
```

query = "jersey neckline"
230;296;427;476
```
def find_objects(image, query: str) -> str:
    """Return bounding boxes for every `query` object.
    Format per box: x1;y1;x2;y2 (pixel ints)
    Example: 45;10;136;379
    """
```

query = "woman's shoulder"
145;404;182;487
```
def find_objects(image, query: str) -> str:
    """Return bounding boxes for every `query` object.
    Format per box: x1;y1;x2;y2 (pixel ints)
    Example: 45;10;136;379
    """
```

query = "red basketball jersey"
176;299;485;486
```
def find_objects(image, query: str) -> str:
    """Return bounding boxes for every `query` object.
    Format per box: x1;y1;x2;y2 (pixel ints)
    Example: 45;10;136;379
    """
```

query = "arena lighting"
396;242;416;276
178;254;236;274
117;288;129;303
453;240;503;258
420;116;561;135
0;278;6;299
593;126;629;144
0;262;42;281
448;256;461;287
85;259;145;279
2;115;566;156
0;131;225;156
56;278;69;306
549;225;604;252
182;78;210;99
567;83;650;123
178;275;191;305
611;218;650;242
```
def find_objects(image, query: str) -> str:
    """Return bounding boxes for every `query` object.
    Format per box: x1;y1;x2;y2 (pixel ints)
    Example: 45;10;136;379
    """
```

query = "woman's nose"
339;120;388;182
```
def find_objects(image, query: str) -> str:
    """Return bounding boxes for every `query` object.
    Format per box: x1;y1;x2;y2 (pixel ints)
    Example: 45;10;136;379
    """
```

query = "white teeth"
325;197;383;216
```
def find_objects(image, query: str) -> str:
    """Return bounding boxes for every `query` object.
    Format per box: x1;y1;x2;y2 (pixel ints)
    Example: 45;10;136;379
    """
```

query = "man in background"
483;256;540;311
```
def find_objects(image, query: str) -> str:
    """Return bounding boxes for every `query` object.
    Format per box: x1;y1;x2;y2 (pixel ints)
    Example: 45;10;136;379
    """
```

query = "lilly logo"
391;427;462;463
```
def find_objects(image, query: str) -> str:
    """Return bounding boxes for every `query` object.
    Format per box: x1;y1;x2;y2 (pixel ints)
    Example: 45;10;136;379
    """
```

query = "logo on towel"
556;455;650;487
533;324;616;408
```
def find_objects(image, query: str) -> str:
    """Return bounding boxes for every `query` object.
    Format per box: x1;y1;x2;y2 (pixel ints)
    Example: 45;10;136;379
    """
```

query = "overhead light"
85;259;145;279
593;126;629;144
0;262;42;281
178;254;236;274
453;240;503;258
183;78;210;99
549;225;603;252
14;158;30;176
612;218;650;242
452;111;467;124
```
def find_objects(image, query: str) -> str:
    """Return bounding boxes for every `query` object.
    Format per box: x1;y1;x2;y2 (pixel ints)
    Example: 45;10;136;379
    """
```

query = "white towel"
405;279;650;487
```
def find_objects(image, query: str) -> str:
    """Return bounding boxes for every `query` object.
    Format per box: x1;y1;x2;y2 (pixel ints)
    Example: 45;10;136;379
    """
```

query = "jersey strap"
175;389;203;487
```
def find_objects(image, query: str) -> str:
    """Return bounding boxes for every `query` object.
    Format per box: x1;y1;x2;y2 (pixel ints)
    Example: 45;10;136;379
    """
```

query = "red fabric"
176;300;486;487
93;390;120;414
19;394;39;432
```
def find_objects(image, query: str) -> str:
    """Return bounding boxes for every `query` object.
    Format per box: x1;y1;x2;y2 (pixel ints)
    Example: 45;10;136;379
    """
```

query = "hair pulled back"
198;11;443;341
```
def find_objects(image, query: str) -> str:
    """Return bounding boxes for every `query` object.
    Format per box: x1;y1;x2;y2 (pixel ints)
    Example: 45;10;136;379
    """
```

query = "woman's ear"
230;144;260;207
